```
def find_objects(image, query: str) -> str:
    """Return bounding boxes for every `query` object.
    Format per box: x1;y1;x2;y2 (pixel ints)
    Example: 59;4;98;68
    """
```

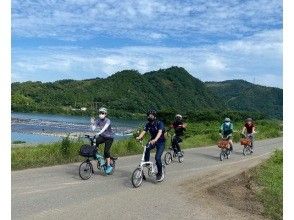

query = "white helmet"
175;114;183;120
98;107;108;114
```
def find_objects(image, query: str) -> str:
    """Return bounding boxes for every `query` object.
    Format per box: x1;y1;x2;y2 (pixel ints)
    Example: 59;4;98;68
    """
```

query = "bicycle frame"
138;141;156;174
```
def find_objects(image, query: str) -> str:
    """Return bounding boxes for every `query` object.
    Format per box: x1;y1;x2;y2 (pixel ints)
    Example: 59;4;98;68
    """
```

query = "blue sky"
12;0;282;88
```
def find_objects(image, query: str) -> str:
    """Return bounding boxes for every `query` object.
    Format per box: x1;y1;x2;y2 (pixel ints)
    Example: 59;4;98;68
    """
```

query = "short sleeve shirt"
245;123;255;134
144;120;165;142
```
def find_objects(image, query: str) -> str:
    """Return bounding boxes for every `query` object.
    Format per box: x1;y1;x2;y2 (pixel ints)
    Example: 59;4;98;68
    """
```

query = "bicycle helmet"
146;109;157;117
175;114;183;120
245;118;253;122
224;117;231;122
98;107;108;114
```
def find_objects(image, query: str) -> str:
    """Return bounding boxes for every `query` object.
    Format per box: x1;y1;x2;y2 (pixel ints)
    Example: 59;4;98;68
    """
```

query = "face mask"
225;122;230;126
99;114;106;119
147;117;155;122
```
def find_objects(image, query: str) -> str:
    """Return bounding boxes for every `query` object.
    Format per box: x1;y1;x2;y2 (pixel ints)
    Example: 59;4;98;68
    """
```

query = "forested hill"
205;80;283;119
11;67;282;119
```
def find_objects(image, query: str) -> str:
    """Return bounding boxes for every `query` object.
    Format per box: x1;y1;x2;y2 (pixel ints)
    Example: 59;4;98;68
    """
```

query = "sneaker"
105;165;113;174
156;172;164;182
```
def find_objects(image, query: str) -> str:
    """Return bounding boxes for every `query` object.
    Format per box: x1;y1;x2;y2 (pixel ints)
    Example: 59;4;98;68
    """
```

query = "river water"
11;112;144;144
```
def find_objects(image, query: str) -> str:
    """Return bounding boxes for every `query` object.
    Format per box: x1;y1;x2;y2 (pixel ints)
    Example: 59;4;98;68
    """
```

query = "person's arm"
90;117;96;131
242;126;246;135
219;124;224;135
136;131;146;140
150;130;163;145
252;126;256;133
97;119;111;135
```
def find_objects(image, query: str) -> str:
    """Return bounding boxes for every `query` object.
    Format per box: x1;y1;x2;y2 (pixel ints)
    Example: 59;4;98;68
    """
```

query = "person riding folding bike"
169;114;187;156
90;107;114;174
242;118;256;152
136;109;165;182
219;117;234;151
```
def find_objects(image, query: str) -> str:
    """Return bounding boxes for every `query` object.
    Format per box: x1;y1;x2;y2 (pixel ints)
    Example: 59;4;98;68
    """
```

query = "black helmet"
146;109;157;117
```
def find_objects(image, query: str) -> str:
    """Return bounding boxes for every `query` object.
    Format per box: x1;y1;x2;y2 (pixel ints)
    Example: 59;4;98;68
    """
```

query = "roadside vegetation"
11;119;282;170
253;150;283;220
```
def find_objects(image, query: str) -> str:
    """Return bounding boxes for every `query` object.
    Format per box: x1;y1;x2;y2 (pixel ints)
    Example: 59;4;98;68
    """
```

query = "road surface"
12;137;282;220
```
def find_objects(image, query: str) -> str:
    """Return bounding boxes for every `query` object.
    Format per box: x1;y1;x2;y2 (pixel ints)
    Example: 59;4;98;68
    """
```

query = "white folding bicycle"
131;140;166;188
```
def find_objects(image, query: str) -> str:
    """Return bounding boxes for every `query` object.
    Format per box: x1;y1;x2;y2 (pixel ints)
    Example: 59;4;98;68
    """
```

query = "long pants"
144;141;165;175
95;135;113;158
172;135;182;154
246;133;254;148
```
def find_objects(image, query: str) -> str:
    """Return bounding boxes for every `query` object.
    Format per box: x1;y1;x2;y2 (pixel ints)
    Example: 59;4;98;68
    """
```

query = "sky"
12;0;283;88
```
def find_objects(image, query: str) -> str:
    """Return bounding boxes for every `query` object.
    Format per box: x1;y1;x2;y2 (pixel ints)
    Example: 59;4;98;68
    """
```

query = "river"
11;112;144;144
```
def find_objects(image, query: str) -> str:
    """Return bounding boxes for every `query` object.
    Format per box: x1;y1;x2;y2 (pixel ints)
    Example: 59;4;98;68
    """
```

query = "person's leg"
104;137;114;174
228;137;233;151
249;134;254;150
175;136;182;154
171;136;178;154
104;138;113;166
155;142;165;176
95;135;105;157
144;142;154;162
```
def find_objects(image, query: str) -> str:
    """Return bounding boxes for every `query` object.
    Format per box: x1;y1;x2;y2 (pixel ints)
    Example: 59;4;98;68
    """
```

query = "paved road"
12;138;282;220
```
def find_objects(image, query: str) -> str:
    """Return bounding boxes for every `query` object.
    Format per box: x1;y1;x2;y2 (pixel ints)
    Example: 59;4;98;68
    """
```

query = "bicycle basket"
217;140;229;149
79;145;96;157
240;138;251;146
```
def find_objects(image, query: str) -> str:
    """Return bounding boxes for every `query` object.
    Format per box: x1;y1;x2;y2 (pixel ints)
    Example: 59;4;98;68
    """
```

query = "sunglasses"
99;112;106;115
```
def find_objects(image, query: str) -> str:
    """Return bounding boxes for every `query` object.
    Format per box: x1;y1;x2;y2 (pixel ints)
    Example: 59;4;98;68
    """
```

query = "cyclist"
219;117;234;151
90;107;114;174
136;109;165;182
242;118;256;152
169;114;186;156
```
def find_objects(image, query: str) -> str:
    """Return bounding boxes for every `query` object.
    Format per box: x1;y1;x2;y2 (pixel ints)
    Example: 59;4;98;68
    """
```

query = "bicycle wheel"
131;168;143;188
220;151;225;161
148;165;157;177
243;146;251;156
79;161;93;180
164;152;172;165
226;150;231;159
178;154;184;163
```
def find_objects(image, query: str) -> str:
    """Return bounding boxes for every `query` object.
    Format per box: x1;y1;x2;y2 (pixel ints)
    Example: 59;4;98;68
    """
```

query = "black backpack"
79;145;96;157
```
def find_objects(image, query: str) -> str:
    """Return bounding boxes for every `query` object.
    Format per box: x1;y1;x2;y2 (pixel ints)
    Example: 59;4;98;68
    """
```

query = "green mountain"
11;67;282;119
205;80;283;119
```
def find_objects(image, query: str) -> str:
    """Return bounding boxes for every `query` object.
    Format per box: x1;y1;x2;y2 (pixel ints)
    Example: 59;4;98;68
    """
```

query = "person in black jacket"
170;114;187;156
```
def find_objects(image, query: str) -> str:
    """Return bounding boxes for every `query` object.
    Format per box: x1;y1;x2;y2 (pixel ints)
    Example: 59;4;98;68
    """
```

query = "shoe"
156;172;164;182
177;151;183;157
105;165;113;174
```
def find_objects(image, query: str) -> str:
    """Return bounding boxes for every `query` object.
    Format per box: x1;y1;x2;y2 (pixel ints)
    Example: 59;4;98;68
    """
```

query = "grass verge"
11;119;282;170
253;150;283;220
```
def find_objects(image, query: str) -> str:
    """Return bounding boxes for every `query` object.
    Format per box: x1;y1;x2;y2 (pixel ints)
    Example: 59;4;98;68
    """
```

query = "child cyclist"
90;107;114;174
136;109;165;182
169;114;187;156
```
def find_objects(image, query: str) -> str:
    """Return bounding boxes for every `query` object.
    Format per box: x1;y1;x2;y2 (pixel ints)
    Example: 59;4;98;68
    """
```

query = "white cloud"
12;29;282;88
12;0;282;42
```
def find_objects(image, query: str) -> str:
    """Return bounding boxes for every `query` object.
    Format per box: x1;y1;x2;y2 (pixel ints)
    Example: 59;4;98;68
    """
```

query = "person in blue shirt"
136;109;165;182
90;107;114;174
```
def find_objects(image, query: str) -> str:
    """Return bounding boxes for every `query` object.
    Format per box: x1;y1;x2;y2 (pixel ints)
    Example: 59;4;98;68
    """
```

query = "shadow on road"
193;152;220;161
